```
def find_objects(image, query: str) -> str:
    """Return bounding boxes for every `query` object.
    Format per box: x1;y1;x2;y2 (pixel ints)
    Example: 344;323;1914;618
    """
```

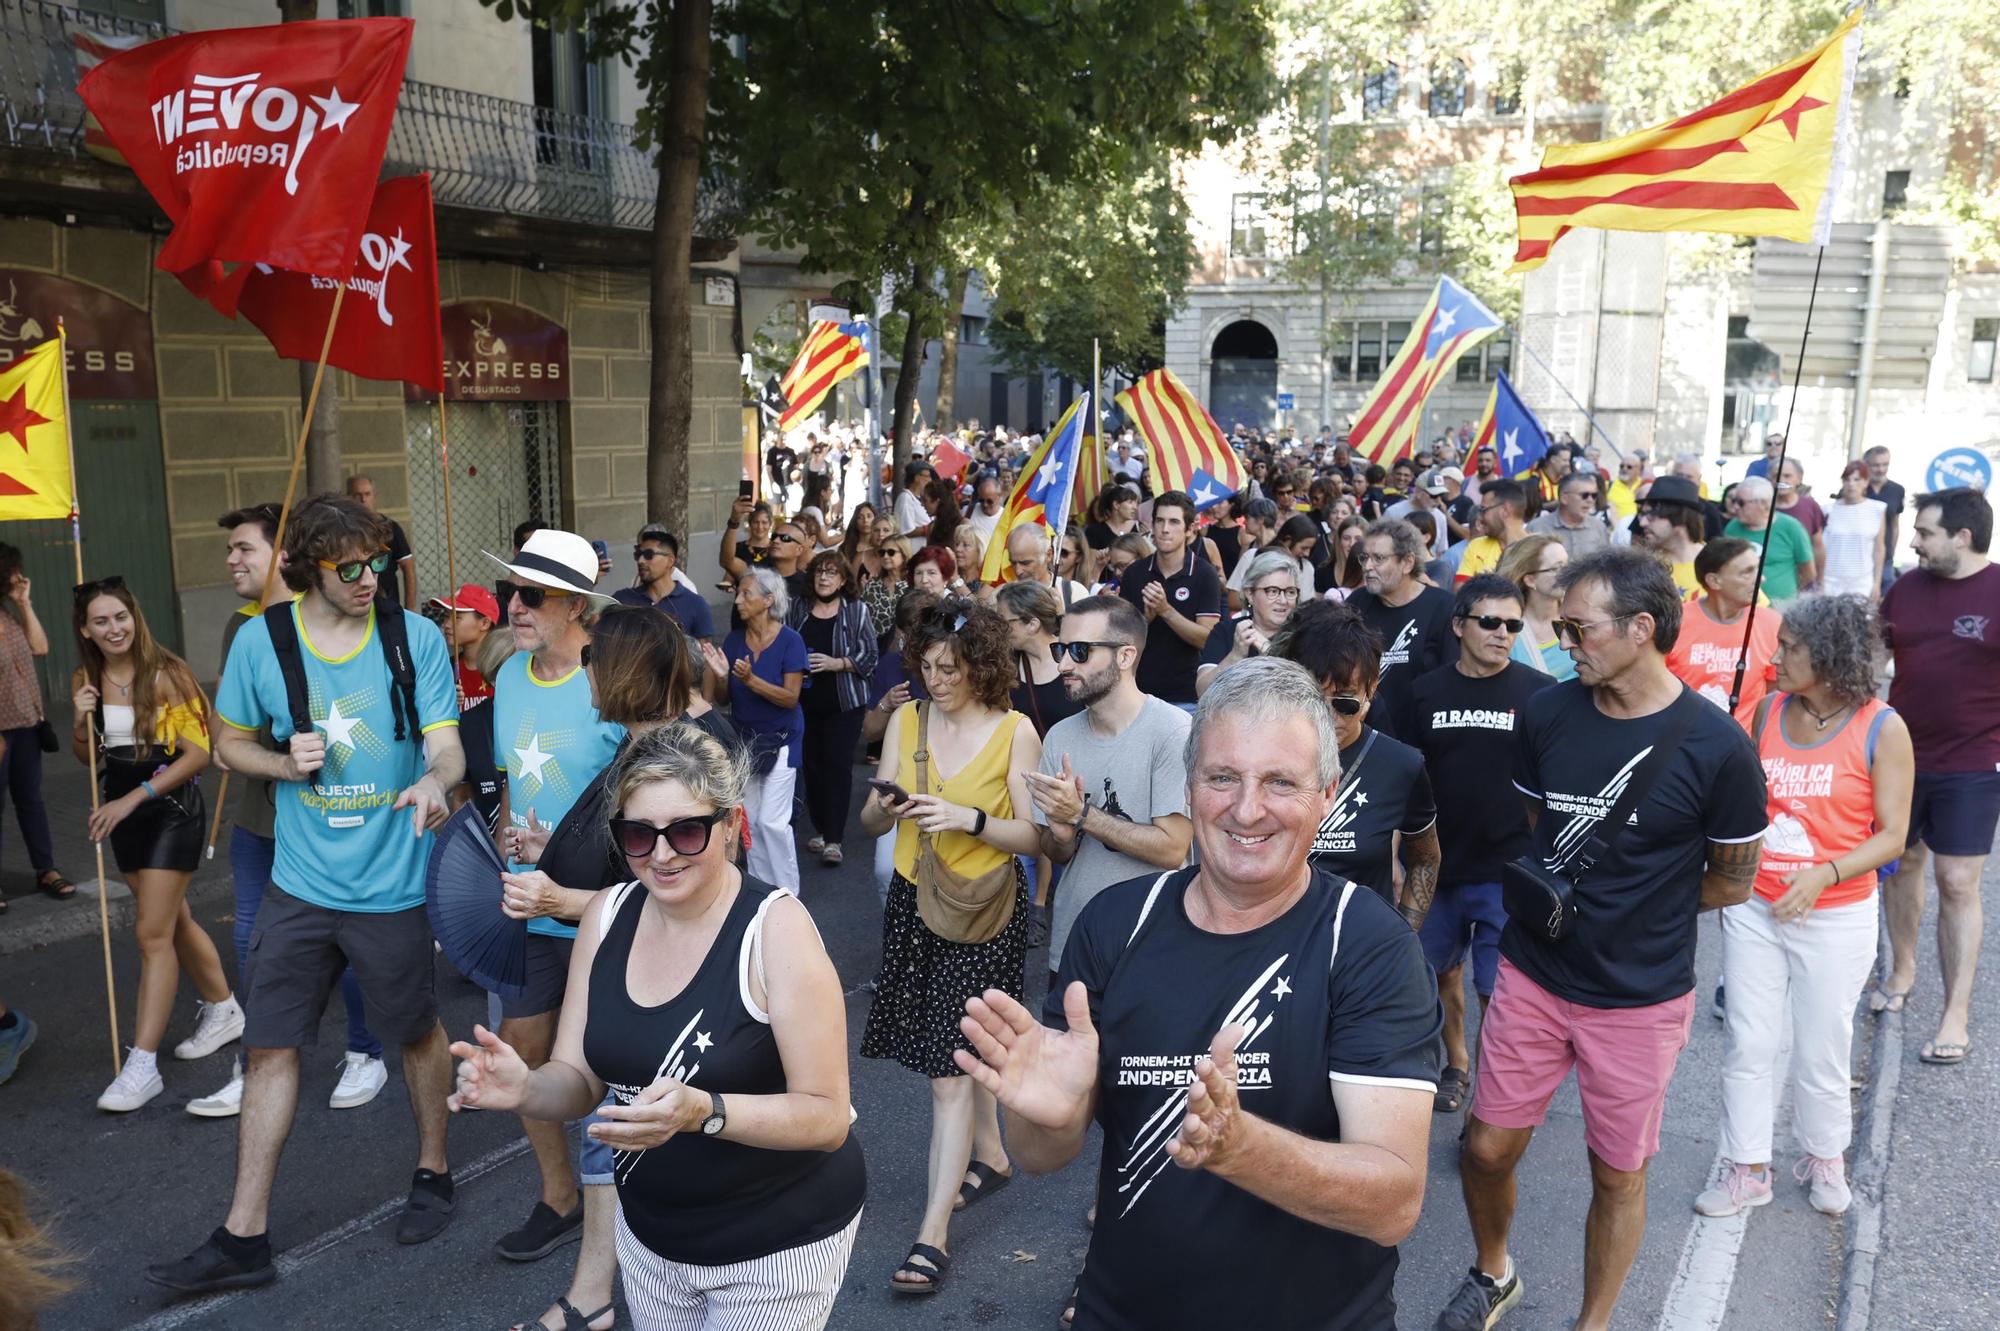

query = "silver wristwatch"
701;1092;726;1136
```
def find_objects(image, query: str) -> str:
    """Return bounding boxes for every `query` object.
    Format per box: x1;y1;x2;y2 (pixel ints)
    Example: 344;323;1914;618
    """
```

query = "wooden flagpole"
434;398;462;704
57;318;122;1075
202;284;348;858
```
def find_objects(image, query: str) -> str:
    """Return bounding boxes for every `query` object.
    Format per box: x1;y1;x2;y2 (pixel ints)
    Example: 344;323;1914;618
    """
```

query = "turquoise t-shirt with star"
216;601;459;913
493;651;626;939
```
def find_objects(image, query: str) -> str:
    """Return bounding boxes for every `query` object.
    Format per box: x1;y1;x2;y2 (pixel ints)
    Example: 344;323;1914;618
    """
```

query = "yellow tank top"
892;704;1021;882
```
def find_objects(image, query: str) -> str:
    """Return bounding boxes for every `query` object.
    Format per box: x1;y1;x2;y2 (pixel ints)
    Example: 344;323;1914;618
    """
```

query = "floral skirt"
859;866;1029;1079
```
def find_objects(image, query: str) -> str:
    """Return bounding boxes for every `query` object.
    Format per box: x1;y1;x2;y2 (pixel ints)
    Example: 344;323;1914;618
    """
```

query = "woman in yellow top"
859;598;1043;1298
71;577;236;1114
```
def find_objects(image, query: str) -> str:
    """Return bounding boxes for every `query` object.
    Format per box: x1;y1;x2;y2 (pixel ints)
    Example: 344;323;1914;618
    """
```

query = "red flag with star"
0;340;75;522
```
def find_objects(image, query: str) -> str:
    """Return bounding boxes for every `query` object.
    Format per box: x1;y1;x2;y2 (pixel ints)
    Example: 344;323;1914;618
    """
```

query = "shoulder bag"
911;702;1018;945
1501;688;1697;943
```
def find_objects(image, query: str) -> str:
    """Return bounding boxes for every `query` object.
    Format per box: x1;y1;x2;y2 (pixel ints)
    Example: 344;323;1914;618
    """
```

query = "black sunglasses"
610;810;731;860
633;546;667;561
1458;614;1525;633
317;550;392;584
1050;640;1124;663
74;574;128;601
513;584;573;610
1327;694;1366;717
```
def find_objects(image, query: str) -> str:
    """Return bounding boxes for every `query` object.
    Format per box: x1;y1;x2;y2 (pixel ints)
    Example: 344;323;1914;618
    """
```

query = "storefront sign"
408;301;569;402
0;268;157;399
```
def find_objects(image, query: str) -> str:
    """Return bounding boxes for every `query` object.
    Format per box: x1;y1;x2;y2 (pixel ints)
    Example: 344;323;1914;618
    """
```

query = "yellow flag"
0;339;73;521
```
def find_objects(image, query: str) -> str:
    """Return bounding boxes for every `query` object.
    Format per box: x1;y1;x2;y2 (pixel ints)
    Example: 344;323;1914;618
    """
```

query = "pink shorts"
1471;958;1695;1172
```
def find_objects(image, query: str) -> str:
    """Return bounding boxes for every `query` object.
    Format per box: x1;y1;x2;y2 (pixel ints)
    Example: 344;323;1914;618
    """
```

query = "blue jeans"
231;826;382;1058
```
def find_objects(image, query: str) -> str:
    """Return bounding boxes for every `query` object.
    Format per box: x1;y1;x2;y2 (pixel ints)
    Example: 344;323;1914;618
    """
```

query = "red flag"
930;439;971;481
76;18;412;279
187;175;443;392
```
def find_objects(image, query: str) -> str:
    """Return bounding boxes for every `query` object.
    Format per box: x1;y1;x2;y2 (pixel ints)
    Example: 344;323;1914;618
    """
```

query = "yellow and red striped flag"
1508;9;1859;272
777;320;869;432
1114;368;1244;497
1072;431;1104;528
0;339;76;522
1347;277;1502;467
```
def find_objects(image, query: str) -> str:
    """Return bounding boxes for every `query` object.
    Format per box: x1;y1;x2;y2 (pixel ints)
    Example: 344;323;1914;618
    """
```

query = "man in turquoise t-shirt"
1724;474;1817;602
149;496;464;1299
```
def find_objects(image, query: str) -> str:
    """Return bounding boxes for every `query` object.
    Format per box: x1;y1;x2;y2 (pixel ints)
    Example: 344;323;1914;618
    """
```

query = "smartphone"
867;778;912;805
739;478;754;498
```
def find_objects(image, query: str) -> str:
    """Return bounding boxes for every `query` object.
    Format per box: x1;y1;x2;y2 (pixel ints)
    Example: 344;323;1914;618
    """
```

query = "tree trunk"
646;0;712;537
281;0;339;492
890;264;929;500
934;267;969;430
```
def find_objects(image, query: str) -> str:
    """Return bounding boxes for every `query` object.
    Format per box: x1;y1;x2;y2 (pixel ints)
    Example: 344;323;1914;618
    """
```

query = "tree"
933;267;971;429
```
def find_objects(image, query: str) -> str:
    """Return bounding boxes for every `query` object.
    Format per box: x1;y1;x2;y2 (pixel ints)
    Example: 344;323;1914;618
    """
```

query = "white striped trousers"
613;1205;861;1331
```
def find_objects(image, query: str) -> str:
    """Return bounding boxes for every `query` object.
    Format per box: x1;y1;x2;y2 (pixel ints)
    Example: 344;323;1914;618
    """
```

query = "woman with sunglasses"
1496;534;1577;682
699;568;806;896
72;578;238;1112
862;535;910;650
1267;600;1441;926
786;552;878;868
858;600;1043;1297
450;723;865;1331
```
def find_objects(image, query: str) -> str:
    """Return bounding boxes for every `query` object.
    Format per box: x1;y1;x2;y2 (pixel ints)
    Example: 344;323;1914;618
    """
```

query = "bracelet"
1828;857;1842;882
971;808;988;838
140;779;157;800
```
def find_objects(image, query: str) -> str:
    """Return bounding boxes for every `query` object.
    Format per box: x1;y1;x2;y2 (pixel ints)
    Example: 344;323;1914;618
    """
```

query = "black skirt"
100;747;205;875
860;866;1029;1079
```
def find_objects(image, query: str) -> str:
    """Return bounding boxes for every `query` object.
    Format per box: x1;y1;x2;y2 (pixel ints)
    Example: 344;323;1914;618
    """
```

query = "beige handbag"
911;703;1017;945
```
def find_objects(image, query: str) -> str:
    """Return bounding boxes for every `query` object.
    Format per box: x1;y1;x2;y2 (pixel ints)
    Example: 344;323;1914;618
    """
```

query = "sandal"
1919;1040;1971;1066
509;1297;613;1331
954;1160;1013;1212
1433;1066;1470;1114
1059;1277;1080;1328
890;1242;949;1296
805;836;826;855
822;844;843;866
1868;986;1911;1015
37;872;75;900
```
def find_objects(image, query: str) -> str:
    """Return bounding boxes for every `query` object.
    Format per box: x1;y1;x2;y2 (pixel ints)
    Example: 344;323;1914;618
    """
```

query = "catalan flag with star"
1508;8;1860;272
0;339;74;521
777;320;869;432
1348;276;1503;467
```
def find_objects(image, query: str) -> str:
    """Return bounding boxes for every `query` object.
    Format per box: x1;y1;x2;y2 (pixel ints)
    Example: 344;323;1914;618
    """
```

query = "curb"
1835;943;1904;1331
0;871;233;959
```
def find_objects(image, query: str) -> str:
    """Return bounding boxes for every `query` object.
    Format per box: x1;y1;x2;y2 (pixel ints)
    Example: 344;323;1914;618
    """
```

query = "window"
1362;65;1401;118
1456;349;1484;383
1328;325;1354;382
1357;183;1399;245
959;316;986;346
1882;169;1911;212
1229;193;1272;259
1972;318;1998;383
78;0;166;18
1417;187;1448;256
1491;64;1525;116
1428;60;1468;118
1482;336;1511;382
1355;324;1384;380
337;0;403;14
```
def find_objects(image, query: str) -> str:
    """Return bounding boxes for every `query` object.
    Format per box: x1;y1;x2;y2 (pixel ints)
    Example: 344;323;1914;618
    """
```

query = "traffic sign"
1276;392;1296;410
1925;447;1993;493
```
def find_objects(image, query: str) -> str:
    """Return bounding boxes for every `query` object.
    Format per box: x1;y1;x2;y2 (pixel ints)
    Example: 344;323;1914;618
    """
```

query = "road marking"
124;1137;531;1331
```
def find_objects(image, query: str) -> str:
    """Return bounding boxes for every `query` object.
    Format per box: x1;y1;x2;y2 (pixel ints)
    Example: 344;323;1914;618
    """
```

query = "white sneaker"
1795;1154;1852;1215
329;1052;388;1110
97;1059;165;1112
1694;1160;1774;1217
173;997;245;1061
187;1066;245;1118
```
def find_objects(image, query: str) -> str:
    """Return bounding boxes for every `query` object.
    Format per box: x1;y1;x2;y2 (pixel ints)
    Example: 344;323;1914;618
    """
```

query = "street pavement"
1;759;1995;1330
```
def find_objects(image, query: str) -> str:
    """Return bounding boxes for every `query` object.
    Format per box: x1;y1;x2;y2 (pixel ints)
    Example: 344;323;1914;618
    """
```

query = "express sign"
0;268;157;399
407;302;570;402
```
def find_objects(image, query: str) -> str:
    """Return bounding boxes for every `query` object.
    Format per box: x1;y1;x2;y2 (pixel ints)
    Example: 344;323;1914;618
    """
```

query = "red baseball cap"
430;583;501;624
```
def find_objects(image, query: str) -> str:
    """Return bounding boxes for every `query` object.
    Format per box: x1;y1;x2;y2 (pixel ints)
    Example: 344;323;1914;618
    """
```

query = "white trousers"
743;764;799;896
615;1205;860;1331
1717;893;1879;1163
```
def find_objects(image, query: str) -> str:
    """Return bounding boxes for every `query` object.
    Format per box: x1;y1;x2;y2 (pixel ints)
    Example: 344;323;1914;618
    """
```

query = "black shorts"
499;933;575;1021
242;885;440;1049
1906;770;2000;858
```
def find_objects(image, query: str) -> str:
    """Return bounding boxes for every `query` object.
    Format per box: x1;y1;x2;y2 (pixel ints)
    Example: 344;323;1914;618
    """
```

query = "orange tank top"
1753;694;1891;910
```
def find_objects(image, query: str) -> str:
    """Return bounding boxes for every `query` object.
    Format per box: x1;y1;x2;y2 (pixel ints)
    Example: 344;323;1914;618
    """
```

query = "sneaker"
395;1169;455;1244
329;1052;388;1110
173;996;245;1061
1694;1160;1774;1217
188;1065;245;1119
494;1199;585;1262
145;1226;276;1295
0;1012;37;1086
1795;1154;1852;1215
1434;1264;1524;1330
97;1058;165;1112
1712;981;1727;1021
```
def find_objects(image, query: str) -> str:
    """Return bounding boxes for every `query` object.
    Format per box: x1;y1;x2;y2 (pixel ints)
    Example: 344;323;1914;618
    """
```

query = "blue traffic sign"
1276;392;1296;410
1926;447;1992;493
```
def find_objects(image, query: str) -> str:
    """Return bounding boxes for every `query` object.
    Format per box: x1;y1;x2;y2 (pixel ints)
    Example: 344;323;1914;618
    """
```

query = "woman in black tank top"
450;724;864;1329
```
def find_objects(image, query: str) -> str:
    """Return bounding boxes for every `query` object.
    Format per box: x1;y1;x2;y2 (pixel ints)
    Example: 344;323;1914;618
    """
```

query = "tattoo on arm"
1700;837;1763;909
1397;828;1441;931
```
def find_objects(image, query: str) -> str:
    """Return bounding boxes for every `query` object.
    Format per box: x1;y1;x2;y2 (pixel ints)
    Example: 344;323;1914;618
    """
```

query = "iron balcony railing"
0;0;738;238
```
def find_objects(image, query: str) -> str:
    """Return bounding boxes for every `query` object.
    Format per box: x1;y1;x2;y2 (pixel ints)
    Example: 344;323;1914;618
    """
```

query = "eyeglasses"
317;550;392;584
633;546;667;561
1326;694;1366;717
610;811;731;860
1358;552;1399;565
73;574;127;602
1458;614;1525;633
1251;584;1300;600
513;585;574;610
1050;640;1125;663
1553;614;1631;643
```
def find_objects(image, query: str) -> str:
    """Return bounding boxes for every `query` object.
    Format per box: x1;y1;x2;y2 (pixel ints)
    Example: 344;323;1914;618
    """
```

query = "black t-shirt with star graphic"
1346;585;1454;740
1304;726;1436;905
1049;865;1441;1331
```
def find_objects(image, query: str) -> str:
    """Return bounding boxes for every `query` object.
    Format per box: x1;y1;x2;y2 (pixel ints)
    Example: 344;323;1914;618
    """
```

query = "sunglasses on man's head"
317;550;391;584
74;574;127;602
610;810;730;860
1458;614;1525;633
513;584;573;610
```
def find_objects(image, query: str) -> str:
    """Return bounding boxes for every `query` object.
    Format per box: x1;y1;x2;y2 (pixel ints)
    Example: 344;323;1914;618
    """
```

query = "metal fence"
403;400;564;605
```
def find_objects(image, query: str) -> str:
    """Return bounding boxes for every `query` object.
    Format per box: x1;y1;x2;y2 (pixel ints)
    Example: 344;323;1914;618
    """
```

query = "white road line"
124;1138;531;1331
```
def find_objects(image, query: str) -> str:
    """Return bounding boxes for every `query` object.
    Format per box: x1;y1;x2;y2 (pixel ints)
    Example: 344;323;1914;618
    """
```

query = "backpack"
263;601;422;750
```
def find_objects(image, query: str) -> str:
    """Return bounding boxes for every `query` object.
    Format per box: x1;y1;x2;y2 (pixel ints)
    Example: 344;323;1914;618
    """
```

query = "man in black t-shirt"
1117;490;1221;705
957;656;1438;1331
1862;444;1905;587
1407;575;1554;1114
345;474;416;610
1344;518;1453;740
1435;549;1765;1331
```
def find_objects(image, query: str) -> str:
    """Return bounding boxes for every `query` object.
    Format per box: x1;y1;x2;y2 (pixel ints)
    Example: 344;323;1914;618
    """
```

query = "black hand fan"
425;802;527;997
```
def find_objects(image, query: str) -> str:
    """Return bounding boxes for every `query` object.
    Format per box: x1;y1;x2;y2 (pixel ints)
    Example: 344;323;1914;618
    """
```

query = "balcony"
0;0;738;243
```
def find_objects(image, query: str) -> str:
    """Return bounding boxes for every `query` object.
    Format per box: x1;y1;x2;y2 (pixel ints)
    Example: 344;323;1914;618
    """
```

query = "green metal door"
7;400;179;705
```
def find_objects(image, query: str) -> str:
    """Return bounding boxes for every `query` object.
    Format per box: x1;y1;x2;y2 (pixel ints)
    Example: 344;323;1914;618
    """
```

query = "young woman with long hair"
71;578;237;1112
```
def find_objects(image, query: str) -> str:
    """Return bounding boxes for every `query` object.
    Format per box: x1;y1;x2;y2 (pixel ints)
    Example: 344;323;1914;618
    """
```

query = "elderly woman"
956;655;1438;1331
698;568;805;895
952;526;989;596
1495;534;1575;681
1196;548;1300;698
1267;601;1441;928
1696;595;1912;1222
450;723;865;1331
858;600;1043;1297
908;545;956;599
787;551;878;867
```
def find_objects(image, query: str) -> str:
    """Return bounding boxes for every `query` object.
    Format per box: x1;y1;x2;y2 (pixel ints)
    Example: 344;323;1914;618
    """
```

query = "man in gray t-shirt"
1026;596;1194;964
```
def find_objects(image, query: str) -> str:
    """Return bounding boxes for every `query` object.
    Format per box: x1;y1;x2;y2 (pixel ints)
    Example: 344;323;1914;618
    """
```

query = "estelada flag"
778;321;869;432
980;394;1089;584
184;175;444;392
76;18;413;279
1508;9;1859;271
0;340;75;522
1347;277;1502;467
1115;368;1244;497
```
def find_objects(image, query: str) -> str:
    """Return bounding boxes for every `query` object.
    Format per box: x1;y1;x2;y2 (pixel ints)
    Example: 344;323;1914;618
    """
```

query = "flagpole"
203;283;348;860
1517;340;1626;461
57;318;122;1075
1727;245;1822;712
434;397;462;703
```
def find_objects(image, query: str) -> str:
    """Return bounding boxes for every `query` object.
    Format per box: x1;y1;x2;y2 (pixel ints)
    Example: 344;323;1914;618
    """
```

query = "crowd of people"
0;415;1994;1331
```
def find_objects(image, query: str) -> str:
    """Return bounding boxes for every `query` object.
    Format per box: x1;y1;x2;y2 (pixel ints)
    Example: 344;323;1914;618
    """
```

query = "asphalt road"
2;763;1994;1330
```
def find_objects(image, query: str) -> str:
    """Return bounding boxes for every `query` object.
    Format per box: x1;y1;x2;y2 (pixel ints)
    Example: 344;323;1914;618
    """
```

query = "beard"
1061;662;1118;707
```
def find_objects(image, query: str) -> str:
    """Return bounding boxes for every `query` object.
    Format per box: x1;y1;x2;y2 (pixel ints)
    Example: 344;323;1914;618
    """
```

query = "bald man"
345;474;418;610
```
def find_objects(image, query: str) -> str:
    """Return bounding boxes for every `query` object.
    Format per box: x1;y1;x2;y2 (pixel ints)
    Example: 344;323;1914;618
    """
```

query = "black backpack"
263;601;423;760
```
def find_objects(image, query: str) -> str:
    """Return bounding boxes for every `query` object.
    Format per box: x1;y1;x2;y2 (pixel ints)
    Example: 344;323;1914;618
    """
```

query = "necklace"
104;671;134;698
1797;696;1850;731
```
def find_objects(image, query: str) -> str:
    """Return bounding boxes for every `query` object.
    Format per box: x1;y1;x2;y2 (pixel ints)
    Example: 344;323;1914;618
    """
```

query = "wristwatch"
1070;793;1092;832
701;1092;727;1136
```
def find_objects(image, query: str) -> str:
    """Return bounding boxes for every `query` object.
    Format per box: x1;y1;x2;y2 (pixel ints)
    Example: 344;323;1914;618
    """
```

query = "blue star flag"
1491;372;1550;478
1186;467;1235;511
